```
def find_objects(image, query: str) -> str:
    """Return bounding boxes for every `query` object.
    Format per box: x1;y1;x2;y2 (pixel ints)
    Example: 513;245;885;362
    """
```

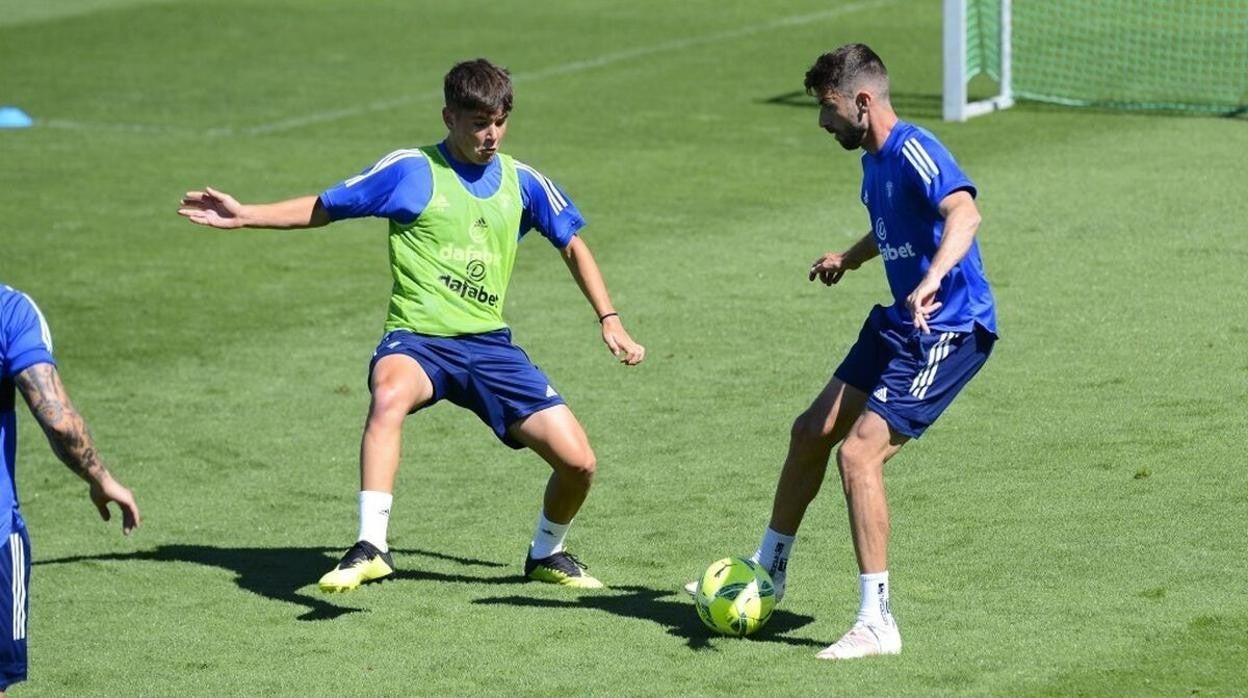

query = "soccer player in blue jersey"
689;44;997;659
178;59;644;592
0;285;141;694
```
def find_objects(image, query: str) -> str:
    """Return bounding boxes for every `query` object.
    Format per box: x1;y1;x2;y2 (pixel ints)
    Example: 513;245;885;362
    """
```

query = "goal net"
944;0;1248;120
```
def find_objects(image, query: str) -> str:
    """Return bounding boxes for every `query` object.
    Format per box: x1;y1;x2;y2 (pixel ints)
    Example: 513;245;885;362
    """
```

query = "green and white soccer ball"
693;557;777;636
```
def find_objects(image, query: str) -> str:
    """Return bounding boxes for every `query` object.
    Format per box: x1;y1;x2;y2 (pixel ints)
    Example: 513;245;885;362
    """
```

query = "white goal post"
943;0;1013;121
944;0;1248;120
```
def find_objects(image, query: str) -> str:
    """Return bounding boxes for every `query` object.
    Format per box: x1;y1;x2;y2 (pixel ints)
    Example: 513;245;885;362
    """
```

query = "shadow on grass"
38;548;821;647
763;88;1247;120
36;545;521;622
473;585;825;650
761;89;943;120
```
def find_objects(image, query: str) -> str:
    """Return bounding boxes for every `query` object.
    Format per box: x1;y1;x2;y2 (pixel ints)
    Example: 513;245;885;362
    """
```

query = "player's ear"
442;106;455;129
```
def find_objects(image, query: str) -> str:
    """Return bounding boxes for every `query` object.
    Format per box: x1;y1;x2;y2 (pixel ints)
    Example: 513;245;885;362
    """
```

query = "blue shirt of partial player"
861;121;997;335
318;141;585;246
0;285;55;536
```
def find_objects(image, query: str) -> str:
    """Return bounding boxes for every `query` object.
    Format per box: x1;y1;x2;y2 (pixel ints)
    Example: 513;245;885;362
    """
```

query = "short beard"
834;124;867;150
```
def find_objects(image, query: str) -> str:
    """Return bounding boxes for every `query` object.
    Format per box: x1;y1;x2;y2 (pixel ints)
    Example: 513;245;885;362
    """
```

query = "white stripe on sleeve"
515;162;567;214
20;292;53;353
343;149;425;188
902;138;941;182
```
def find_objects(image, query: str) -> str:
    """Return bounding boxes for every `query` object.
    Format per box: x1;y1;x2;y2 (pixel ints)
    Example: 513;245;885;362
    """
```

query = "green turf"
1;0;1246;695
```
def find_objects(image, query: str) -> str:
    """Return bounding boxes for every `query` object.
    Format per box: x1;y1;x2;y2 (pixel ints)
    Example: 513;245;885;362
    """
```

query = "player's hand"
178;186;245;229
88;472;141;535
906;276;943;334
809;251;859;286
601;316;645;366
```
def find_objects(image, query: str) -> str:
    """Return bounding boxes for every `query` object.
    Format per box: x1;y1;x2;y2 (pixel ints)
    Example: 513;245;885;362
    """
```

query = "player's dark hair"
804;43;890;98
444;58;514;114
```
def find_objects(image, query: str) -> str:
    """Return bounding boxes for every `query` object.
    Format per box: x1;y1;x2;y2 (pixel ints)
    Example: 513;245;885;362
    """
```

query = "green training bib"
383;146;523;336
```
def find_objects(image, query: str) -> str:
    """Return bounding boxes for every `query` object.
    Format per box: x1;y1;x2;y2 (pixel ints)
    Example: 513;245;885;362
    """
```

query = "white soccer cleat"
815;621;902;660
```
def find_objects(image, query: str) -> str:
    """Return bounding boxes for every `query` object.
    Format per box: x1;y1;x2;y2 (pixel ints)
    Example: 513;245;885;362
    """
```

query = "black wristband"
598;312;619;323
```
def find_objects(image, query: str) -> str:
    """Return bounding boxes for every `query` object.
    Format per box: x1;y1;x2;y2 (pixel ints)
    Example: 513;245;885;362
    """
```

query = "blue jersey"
318;142;585;247
0;286;56;535
861;121;997;334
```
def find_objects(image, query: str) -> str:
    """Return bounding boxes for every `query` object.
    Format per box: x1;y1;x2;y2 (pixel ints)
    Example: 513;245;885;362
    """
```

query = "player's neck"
441;139;490;168
862;106;899;154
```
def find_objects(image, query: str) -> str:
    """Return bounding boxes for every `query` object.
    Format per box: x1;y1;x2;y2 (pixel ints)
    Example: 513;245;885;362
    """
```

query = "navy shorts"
834;305;995;439
370;329;566;449
0;526;30;690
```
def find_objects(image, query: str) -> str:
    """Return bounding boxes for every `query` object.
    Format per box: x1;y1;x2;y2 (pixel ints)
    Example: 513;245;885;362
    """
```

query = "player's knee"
557;448;596;484
368;382;414;423
836;441;878;482
790;410;830;447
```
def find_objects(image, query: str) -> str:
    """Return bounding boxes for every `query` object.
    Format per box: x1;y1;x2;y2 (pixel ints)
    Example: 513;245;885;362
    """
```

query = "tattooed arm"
14;363;141;534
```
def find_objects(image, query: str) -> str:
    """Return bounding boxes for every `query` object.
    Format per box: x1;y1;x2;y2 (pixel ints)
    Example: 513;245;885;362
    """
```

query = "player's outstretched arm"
14;363;141;534
178;187;330;230
809;232;878;286
905;190;982;333
560;236;645;366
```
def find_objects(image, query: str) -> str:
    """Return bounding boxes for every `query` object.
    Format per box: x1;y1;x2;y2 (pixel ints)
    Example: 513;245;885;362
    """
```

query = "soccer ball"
692;557;777;636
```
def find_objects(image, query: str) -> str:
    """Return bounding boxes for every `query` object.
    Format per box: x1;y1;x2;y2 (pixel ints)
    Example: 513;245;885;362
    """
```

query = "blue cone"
0;107;33;128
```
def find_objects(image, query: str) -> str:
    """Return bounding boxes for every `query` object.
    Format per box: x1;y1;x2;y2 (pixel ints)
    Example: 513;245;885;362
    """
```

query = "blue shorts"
0;525;30;690
370;329;565;449
834;305;995;439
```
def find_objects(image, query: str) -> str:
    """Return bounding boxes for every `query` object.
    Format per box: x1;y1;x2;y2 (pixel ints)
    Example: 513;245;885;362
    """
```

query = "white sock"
752;527;795;580
857;571;894;627
529;511;570;559
357;490;393;553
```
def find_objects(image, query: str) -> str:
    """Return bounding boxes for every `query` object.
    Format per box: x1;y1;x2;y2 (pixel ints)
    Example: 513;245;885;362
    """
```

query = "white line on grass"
39;118;204;136
37;1;893;138
245;0;893;135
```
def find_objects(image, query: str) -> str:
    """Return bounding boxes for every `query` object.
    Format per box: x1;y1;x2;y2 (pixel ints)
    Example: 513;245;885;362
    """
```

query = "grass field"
2;0;1247;695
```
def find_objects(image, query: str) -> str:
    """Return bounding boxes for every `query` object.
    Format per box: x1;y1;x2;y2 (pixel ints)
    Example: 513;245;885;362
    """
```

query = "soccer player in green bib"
178;59;645;591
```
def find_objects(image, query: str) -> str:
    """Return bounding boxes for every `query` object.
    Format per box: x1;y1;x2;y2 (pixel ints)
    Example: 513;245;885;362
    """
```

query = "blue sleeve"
319;149;433;225
899;130;977;211
515;161;586;248
2;290;55;375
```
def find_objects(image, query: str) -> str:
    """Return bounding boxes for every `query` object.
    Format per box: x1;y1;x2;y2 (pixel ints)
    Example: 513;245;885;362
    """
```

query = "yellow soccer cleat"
524;550;604;589
319;540;395;593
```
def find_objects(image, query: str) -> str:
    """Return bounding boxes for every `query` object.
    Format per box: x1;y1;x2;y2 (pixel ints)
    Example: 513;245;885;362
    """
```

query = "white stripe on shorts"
10;533;25;641
909;332;956;400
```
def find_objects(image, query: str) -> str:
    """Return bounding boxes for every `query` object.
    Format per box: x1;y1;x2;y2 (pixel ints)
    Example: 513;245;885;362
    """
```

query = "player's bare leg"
320;354;434;592
769;378;868;535
360;354;435;493
754;379;868;600
508;405;604;588
837;410;905;574
683;378;867;600
817;409;907;660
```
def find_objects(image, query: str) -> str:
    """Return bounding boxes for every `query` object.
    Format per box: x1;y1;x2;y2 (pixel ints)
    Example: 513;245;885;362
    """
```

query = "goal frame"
943;0;1014;121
